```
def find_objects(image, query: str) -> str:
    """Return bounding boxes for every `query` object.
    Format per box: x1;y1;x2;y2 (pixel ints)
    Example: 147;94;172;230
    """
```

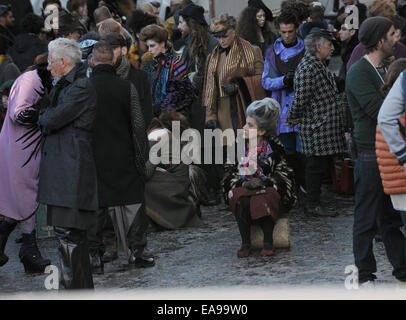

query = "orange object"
376;116;406;195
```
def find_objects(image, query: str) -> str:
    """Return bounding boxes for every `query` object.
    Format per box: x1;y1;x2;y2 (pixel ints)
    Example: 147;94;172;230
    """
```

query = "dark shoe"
260;243;275;256
237;244;251;258
19;230;51;273
0;219;17;267
101;248;118;263
89;250;104;275
129;251;155;268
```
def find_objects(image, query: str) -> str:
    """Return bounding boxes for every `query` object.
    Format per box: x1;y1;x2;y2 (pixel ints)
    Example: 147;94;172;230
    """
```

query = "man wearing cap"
346;16;406;286
286;30;346;217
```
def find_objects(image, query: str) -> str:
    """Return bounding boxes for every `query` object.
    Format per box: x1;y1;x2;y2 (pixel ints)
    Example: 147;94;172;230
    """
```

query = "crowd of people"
1;0;406;290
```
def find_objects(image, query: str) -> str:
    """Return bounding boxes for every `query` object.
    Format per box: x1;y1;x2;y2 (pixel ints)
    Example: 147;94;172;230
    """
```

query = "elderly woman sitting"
223;98;297;258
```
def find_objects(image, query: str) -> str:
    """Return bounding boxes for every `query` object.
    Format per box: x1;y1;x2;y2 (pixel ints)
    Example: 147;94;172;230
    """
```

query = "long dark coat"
287;52;345;156
91;64;148;207
38;65;98;212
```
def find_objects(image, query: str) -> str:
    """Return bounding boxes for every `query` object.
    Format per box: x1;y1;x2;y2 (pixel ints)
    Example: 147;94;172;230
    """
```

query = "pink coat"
0;70;43;220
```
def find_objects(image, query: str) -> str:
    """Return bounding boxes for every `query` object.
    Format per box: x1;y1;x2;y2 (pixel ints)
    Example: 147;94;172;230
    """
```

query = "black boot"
128;248;155;268
89;249;104;274
0;219;17;267
19;229;51;273
57;228;94;290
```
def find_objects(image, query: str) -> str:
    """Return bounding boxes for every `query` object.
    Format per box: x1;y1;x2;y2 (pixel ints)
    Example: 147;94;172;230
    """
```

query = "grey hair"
48;38;82;66
304;32;326;56
246;98;281;135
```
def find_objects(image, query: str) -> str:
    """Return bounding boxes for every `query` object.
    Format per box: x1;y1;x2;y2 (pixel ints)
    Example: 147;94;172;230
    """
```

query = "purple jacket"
347;42;406;72
0;70;42;220
262;37;305;135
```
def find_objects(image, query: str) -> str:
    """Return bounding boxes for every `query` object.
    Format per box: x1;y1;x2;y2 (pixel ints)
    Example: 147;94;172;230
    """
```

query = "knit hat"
179;4;208;26
248;0;273;22
0;79;14;96
0;4;11;17
358;16;394;50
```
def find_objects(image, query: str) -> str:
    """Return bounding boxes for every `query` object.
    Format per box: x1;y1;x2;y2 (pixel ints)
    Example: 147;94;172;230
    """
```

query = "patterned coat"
223;135;297;213
287;52;345;156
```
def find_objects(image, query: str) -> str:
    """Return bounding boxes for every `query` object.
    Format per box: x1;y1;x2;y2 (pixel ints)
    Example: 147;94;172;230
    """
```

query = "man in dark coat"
38;38;97;289
101;32;153;127
88;41;154;272
96;32;153;263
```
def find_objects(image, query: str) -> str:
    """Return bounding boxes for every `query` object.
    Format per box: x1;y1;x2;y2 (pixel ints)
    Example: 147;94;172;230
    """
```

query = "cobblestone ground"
0;186;403;297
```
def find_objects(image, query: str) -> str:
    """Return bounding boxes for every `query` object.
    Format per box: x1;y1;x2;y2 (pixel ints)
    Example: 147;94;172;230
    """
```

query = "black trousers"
54;226;94;289
234;197;275;246
305;155;334;205
87;204;150;257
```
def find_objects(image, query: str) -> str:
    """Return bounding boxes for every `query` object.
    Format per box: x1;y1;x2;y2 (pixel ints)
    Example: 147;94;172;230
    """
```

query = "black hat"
101;32;126;48
179;4;208;26
248;0;273;22
358;17;394;50
0;4;11;17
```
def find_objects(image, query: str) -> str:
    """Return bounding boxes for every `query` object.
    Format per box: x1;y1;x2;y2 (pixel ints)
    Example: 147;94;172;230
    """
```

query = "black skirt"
47;205;96;230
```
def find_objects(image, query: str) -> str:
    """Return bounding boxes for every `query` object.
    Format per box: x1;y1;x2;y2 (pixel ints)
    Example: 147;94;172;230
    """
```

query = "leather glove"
205;120;219;130
242;177;265;190
283;70;295;89
34;89;51;112
221;82;239;96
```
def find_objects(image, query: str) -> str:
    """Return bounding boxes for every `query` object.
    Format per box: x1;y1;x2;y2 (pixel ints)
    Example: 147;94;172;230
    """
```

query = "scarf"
239;140;273;181
202;37;257;110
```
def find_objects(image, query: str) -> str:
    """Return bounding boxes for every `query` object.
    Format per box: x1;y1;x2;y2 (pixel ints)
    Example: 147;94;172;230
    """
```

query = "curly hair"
182;16;209;64
368;0;396;21
276;7;300;28
382;58;406;96
127;9;159;35
237;7;262;43
280;0;310;25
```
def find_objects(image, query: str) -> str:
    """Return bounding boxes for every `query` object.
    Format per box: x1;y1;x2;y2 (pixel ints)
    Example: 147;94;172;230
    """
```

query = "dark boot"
0;219;17;267
89;249;104;275
101;245;118;263
19;229;51;273
128;248;155;268
57;228;94;290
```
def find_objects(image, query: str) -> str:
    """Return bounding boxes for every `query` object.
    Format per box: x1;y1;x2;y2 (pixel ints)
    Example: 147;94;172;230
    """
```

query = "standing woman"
0;54;52;272
178;3;218;97
140;24;188;117
202;14;264;133
237;6;277;57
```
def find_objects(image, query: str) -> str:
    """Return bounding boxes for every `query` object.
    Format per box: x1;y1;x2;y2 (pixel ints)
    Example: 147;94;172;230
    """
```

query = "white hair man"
38;37;98;289
286;30;346;217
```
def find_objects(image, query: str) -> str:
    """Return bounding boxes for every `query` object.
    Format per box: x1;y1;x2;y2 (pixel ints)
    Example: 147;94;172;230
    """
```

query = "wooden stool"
250;213;290;249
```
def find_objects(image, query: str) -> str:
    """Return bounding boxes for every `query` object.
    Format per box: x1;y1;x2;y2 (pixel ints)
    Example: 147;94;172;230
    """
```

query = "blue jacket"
262;37;305;135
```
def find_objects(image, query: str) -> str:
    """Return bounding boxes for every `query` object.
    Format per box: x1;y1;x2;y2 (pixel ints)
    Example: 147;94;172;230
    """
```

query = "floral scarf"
239;140;273;181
